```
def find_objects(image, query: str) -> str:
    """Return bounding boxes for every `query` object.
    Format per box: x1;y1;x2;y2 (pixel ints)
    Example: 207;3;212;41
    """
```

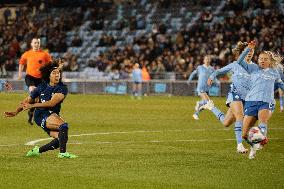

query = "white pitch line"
24;127;284;145
25;130;176;146
67;138;282;145
24;128;284;146
70;130;166;137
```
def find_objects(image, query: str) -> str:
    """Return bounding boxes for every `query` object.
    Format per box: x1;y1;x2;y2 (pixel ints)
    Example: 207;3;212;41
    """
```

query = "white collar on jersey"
263;68;270;71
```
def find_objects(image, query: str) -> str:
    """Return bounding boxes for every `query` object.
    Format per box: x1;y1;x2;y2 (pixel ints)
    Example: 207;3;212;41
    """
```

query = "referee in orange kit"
18;37;52;125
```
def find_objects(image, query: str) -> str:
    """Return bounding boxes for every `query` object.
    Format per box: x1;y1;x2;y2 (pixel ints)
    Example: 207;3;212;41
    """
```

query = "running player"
5;60;77;158
187;55;215;120
18;37;52;125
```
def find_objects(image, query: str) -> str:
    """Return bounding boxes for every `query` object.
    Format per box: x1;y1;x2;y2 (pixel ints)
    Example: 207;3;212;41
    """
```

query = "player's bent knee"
223;122;230;127
258;115;269;123
50;131;59;138
222;119;233;127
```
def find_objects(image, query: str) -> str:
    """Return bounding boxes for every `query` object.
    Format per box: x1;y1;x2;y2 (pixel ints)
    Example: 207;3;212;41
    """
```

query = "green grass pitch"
0;93;283;189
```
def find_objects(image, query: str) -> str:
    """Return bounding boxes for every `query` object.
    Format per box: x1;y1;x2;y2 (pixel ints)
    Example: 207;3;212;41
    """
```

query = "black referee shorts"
25;74;42;87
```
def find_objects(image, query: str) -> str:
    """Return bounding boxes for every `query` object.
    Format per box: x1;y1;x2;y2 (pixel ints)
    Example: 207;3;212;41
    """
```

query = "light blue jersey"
209;61;254;100
237;48;284;103
132;68;142;83
188;65;215;95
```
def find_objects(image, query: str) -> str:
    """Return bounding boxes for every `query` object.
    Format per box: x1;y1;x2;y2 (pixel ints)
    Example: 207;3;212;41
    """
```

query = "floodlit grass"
0;93;283;189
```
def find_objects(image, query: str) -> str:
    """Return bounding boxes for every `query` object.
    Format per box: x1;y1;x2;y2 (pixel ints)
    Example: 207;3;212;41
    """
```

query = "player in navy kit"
4;60;77;158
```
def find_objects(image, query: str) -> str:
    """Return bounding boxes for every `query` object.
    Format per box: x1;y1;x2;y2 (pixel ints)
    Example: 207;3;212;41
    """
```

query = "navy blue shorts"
244;101;275;118
25;74;42;87
274;83;282;91
34;111;52;135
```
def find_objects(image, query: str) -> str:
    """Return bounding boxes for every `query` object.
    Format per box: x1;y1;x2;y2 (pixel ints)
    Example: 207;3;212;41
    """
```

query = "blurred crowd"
0;0;111;76
0;0;283;80
84;0;283;80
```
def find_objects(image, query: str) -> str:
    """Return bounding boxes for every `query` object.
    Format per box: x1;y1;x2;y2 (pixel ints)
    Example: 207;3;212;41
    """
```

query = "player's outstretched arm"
187;69;198;84
236;41;256;70
22;93;65;110
4;96;33;117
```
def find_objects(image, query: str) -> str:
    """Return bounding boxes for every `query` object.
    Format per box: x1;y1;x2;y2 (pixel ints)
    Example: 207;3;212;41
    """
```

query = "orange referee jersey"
19;49;52;78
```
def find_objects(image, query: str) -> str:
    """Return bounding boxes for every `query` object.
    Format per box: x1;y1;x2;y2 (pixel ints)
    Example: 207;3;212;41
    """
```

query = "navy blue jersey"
30;82;68;115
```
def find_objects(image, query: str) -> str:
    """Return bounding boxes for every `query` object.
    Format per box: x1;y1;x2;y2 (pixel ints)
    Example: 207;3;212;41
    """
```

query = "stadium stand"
0;0;283;80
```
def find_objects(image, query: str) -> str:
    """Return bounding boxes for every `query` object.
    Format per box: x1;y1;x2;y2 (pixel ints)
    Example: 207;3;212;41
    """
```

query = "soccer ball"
247;127;266;144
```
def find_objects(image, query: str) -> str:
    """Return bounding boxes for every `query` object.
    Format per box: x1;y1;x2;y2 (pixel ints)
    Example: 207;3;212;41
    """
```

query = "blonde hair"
232;41;248;60
134;63;140;68
260;51;283;68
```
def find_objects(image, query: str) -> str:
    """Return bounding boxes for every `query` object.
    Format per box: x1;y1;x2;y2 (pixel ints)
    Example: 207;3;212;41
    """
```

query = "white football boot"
237;143;248;153
200;100;214;111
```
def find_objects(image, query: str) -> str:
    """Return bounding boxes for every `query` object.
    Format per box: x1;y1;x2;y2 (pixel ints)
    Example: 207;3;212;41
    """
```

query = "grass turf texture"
0;93;283;189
